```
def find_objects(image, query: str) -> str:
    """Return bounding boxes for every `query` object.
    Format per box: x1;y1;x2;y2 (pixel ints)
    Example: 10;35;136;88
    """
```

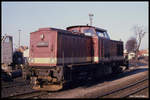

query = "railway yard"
1;59;149;99
2;1;149;99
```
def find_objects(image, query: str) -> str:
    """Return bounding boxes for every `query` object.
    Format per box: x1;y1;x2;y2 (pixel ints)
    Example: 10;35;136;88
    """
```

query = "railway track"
97;77;148;98
4;78;148;99
2;79;35;98
4;90;48;99
124;86;148;98
2;81;30;89
2;66;148;99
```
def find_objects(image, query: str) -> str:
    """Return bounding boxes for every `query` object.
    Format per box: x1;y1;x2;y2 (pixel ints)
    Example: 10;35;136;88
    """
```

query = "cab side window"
104;32;110;39
96;31;105;38
96;30;110;39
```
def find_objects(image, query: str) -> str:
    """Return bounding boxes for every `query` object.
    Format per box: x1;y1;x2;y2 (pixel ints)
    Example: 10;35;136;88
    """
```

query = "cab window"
104;31;110;39
96;30;110;39
71;29;79;33
96;31;105;38
83;29;95;36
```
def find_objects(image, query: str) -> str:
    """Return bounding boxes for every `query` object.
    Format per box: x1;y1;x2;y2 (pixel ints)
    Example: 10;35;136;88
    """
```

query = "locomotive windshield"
83;28;95;36
71;29;79;33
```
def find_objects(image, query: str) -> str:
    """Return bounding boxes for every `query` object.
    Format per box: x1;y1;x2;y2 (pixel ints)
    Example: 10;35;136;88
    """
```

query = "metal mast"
18;29;21;47
89;13;94;26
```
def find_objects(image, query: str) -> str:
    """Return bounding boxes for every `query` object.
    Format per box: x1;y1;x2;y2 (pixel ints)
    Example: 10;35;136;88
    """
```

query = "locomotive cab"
67;25;110;39
67;25;96;36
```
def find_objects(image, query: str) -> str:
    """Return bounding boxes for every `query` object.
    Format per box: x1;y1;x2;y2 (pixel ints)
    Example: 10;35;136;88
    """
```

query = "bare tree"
125;37;137;53
133;25;146;58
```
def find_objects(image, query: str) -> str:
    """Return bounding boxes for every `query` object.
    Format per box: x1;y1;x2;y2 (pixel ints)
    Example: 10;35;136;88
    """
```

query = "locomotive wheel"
32;83;63;91
112;65;123;74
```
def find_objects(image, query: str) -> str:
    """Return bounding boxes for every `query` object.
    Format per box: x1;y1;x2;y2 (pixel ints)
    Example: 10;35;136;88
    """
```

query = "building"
128;52;136;60
124;49;136;60
23;49;29;58
138;49;149;57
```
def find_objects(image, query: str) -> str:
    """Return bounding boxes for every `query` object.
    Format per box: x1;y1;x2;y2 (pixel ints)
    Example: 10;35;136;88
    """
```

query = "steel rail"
4;90;48;99
123;86;148;98
97;77;148;98
2;81;30;89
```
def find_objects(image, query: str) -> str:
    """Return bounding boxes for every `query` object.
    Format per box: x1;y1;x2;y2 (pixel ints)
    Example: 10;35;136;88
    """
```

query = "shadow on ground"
62;65;148;91
129;59;148;67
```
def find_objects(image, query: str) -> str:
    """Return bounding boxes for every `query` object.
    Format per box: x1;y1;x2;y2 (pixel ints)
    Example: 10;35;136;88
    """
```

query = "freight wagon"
1;35;13;74
26;25;128;91
1;35;24;81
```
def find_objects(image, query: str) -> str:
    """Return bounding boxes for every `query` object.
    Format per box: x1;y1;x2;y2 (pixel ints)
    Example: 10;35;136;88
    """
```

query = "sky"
2;2;149;50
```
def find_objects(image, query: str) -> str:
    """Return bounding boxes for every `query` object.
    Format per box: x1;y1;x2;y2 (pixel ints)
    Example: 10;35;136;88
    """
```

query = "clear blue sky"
2;2;148;50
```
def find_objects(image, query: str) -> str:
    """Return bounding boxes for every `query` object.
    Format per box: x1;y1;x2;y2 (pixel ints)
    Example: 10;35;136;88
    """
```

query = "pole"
89;13;94;26
18;29;21;47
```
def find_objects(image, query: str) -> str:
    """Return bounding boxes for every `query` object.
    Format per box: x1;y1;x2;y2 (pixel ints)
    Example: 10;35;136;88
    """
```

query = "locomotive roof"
33;27;82;35
66;25;107;32
32;25;107;34
33;27;70;33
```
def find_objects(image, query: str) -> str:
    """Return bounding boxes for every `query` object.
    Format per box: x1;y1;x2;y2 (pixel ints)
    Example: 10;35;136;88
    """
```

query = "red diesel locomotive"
27;25;128;91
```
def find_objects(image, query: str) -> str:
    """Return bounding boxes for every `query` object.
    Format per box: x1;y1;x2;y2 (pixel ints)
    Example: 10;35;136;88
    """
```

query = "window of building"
4;37;10;43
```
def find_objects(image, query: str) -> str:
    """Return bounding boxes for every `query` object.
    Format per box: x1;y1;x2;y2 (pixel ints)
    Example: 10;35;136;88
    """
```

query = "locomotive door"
98;37;110;61
101;38;110;59
92;36;99;63
86;37;92;63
